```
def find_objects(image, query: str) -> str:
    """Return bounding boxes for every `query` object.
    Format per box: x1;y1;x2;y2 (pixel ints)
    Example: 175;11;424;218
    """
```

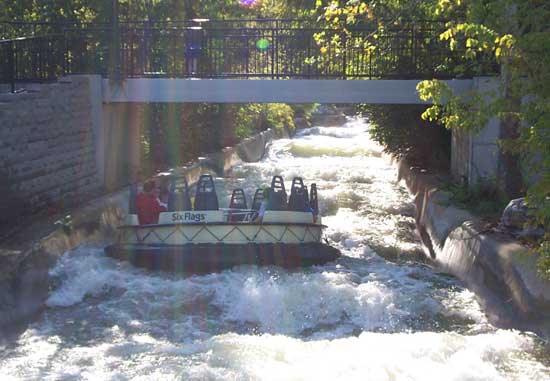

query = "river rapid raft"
105;175;340;273
1;118;549;380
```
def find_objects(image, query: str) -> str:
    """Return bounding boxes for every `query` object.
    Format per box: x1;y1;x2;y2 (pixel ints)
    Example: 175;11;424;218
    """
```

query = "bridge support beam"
102;78;473;104
103;103;143;191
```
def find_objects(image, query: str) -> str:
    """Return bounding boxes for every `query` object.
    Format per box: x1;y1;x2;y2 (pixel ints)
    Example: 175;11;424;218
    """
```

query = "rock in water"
501;198;544;239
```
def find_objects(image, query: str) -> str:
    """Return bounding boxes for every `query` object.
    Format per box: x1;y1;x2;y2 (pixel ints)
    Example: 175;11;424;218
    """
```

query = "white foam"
181;330;545;381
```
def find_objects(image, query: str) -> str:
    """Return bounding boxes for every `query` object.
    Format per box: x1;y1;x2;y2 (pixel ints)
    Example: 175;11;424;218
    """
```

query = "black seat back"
251;188;264;211
129;182;138;214
268;175;287;211
229;188;247;222
310;183;319;216
229;188;247;209
288;177;310;212
194;174;219;211
167;176;192;211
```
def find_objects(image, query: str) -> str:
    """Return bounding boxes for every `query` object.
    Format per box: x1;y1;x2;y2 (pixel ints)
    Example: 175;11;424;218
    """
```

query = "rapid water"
1;119;548;380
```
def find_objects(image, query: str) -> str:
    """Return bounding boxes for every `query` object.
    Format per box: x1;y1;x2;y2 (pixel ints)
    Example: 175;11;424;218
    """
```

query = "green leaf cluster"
362;104;451;172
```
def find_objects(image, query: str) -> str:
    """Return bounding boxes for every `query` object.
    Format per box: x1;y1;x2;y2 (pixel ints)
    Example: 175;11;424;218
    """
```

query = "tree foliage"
0;0;318;27
363;104;450;171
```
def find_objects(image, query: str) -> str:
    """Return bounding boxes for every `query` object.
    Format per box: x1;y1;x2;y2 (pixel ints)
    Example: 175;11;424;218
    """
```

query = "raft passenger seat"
167;176;192;211
288;177;310;212
251;188;264;211
229;188;248;222
194;174;219;211
268;175;287;211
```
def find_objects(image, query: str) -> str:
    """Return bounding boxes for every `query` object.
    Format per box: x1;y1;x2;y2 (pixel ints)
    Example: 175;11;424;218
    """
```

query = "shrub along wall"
361;104;451;172
138;103;303;177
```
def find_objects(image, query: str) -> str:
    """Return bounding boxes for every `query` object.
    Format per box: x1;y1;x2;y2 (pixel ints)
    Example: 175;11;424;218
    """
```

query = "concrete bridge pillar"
451;77;501;187
103;103;143;191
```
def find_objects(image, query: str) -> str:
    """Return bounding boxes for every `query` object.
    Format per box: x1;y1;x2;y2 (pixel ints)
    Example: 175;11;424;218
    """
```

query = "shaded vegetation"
0;0;318;35
441;180;508;220
361;104;450;172
537;240;550;281
138;102;307;176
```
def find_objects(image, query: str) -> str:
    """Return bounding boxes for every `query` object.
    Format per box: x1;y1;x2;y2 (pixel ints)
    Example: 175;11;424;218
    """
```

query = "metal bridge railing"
0;20;498;91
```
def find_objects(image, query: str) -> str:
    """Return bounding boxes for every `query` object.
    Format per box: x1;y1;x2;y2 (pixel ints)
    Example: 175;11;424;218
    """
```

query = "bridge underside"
102;79;473;104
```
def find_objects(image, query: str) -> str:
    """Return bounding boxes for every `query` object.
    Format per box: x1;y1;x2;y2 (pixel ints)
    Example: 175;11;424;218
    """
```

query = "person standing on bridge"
186;26;204;76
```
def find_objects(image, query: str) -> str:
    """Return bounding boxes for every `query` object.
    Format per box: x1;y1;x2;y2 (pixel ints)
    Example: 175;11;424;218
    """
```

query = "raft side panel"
262;211;313;224
105;243;341;274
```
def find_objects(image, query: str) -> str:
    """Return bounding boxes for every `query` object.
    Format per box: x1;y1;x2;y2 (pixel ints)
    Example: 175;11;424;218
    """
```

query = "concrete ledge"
236;129;274;162
394;157;550;331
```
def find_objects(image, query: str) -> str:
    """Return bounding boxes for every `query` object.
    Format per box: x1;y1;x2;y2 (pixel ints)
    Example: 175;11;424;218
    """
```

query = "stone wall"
0;76;102;213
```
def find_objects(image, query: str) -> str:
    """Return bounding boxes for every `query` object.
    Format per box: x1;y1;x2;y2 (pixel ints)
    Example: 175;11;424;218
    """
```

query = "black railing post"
8;41;15;93
275;20;279;79
110;0;122;80
271;28;275;79
411;23;418;74
306;31;311;79
369;44;372;80
63;32;69;75
58;34;64;77
342;32;347;79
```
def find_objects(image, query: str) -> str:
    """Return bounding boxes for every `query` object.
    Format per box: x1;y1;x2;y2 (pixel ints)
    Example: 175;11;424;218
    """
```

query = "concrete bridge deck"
103;78;473;104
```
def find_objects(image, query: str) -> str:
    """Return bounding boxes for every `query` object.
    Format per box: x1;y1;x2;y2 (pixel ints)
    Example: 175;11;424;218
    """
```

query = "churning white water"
1;118;548;380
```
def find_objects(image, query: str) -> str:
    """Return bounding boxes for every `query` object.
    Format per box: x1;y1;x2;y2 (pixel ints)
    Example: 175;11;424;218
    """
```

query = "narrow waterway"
1;118;548;380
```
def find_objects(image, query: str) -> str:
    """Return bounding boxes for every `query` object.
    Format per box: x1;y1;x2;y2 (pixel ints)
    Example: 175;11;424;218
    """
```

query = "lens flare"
256;38;270;51
239;0;258;7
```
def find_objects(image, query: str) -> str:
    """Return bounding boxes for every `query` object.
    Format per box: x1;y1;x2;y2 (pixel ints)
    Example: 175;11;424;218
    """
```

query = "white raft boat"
105;175;340;273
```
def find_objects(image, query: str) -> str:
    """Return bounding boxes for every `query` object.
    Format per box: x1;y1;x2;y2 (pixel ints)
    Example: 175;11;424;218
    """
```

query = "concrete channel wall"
0;128;273;336
0;76;102;211
395;158;550;332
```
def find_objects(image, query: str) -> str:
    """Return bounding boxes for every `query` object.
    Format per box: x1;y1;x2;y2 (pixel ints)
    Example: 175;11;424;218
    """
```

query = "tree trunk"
498;65;524;199
498;113;523;198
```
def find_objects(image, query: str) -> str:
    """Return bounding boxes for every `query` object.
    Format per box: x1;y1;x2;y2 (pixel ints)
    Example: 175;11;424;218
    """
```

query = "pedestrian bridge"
1;19;493;103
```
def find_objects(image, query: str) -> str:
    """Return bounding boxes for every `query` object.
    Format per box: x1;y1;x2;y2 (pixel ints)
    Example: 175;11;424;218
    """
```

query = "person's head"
142;181;155;194
262;187;270;200
153;181;161;197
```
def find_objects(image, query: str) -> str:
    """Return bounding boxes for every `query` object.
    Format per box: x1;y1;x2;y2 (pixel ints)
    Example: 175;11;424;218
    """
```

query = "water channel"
1;118;548;380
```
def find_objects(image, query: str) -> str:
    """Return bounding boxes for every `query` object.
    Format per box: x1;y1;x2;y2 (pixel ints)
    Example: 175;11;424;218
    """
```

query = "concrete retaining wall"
396;158;550;332
0;76;102;211
0;128;274;337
